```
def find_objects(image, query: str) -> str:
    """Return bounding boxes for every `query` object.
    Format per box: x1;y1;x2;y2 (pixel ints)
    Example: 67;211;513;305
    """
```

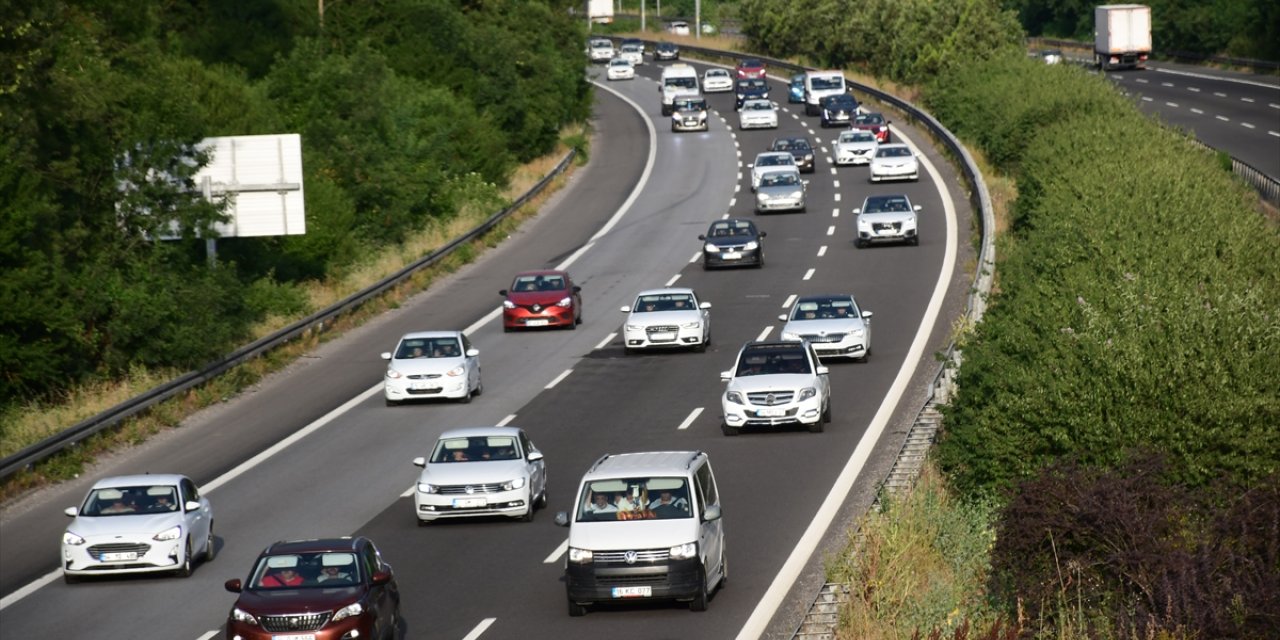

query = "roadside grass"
0;123;588;504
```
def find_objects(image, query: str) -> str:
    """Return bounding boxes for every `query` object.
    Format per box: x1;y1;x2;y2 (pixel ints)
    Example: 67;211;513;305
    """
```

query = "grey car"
755;168;806;214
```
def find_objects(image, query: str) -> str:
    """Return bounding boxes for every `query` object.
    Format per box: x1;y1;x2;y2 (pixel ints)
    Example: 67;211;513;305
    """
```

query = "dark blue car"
735;78;770;110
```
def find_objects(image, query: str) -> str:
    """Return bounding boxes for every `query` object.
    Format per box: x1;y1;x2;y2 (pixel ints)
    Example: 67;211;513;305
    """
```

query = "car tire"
910;235;920;246
538;487;549;509
203;527;216;563
695;338;707;353
473;378;484;397
458;387;472;404
503;325;513;333
416;518;429;527
176;539;193;578
385;398;399;407
689;567;709;611
721;423;739;437
568;599;587;617
63;572;81;585
823;402;833;423
855;238;866;249
809;420;825;433
521;504;535;523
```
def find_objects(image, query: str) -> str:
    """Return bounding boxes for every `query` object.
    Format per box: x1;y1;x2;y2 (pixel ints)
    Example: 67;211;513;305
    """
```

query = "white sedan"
619;43;644;66
381;330;482;405
620;288;711;353
868;143;920;182
750;151;796;192
412;426;547;523
702;68;734;93
62;474;214;582
778;294;873;360
834;129;879;166
738;99;779;130
606;57;635;81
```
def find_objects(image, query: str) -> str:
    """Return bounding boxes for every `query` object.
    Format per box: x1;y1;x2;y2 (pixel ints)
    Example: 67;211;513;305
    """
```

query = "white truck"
589;0;613;24
1095;4;1151;71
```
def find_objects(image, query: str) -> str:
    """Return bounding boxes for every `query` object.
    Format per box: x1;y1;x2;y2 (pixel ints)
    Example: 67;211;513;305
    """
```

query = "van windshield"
576;477;692;521
810;76;843;91
665;77;697;89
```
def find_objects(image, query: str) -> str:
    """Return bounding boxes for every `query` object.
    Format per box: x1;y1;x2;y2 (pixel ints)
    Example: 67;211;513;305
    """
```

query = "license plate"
100;552;138;561
611;586;652;598
409;381;438;390
272;635;316;640
452;498;487;509
757;408;786;417
651;332;676;342
722;251;741;260
525;319;549;327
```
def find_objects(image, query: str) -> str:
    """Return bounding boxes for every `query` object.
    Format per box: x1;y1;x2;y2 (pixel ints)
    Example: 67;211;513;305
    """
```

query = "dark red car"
500;270;582;331
735;58;767;79
851;112;892;143
224;537;400;640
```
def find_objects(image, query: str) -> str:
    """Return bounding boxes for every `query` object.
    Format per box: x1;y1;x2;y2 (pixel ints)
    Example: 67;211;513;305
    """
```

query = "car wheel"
855;238;866;249
809;420;825;433
756;254;765;268
521;503;535;523
176;539;193;578
568;599;587;617
823;401;833;423
63;571;81;585
458;387;472;404
503;325;513;333
721;423;739;437
385;398;399;407
473;378;484;397
538;487;549;509
203;526;216;563
718;549;728;589
689;567;709;611
910;235;920;246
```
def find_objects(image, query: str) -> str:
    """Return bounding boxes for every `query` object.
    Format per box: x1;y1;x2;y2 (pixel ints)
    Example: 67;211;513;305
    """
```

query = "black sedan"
820;93;859;128
654;42;679;61
734;78;770;110
770;136;816;173
698;218;766;269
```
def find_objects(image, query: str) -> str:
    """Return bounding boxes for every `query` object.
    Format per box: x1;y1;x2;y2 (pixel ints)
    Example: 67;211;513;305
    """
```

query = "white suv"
720;341;830;435
620;288;711;353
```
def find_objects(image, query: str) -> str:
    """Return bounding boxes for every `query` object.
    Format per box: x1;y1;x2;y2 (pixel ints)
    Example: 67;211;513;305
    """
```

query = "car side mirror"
573;285;582;293
412;457;426;468
184;501;201;512
759;231;767;237
851;208;861;215
371;570;393;586
862;310;874;319
554;512;570;527
466;348;480;357
224;579;242;593
620;305;631;313
697;234;706;240
699;301;711;309
702;504;722;522
802;180;810;186
64;507;77;517
913;205;922;211
380;352;392;360
498;289;508;297
720;370;733;382
816;365;830;376
777;314;787;322
527;450;544;462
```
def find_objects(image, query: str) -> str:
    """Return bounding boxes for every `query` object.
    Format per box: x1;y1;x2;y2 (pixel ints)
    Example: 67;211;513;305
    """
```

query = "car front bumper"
415;487;530;521
63;536;186;576
672;117;708;132
503;307;575;329
870;164;919;182
703;247;762;267
755;195;805;213
384;375;469;401
722;396;824;430
740;116;777;129
227;611;377;640
623;325;705;349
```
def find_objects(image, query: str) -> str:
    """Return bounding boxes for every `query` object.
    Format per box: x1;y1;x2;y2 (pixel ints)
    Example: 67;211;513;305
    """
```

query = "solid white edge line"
677;407;704;430
544;539;569;564
595;332;617;351
802;268;815;281
1151;66;1280;89
545;369;573;390
735;119;958;640
755;325;773;341
0;571;60;611
461;618;498;640
781;294;797;309
576;81;660;253
665;273;682;287
497;413;517;426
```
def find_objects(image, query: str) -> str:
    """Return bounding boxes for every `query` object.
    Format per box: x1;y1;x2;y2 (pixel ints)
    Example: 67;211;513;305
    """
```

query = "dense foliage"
1007;0;1280;61
0;0;590;408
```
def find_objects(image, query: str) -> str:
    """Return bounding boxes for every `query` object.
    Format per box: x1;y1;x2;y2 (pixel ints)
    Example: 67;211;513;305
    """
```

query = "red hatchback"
851;112;892;143
735;58;767;79
500;270;582;331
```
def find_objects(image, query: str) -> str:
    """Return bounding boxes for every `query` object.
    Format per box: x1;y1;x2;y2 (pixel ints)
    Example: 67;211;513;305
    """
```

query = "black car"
698;218;766;269
734;78;769;110
819;93;859;128
770;136;816;173
654;41;680;61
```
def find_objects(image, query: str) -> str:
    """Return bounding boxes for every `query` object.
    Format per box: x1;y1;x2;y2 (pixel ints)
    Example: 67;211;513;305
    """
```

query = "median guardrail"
0;148;577;481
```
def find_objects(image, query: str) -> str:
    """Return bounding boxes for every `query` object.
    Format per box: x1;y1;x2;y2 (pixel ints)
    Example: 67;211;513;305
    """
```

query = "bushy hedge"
929;55;1280;496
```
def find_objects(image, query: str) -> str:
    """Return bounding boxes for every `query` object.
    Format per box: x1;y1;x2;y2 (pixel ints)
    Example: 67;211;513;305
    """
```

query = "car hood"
68;512;186;537
782;318;866;336
704;235;758;248
728;373;819;393
388;357;465;376
859;211;916;224
673;108;706;117
871;156;915;166
741;110;776;119
420;460;528;484
506;291;570;305
626;310;703;326
837;140;877;151
758;184;803;197
234;586;365;616
571;519;697;551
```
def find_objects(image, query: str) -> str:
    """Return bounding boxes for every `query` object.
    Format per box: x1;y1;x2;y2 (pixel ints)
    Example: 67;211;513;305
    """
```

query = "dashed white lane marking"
832;208;840;218
195;630;219;640
1241;122;1256;129
826;225;836;236
735;183;741;193
1269;131;1280;138
721;212;730;219
1270;103;1280;109
833;180;840;189
781;294;797;309
462;618;497;640
829;167;837;175
1166;102;1179;107
1215;92;1228;97
1241;97;1255;103
1161;82;1174;87
665;273;682;287
677;407;704;430
817;245;828;257
756;325;774;341
730;197;737;207
497;413;517;426
1216;115;1230;121
1142;96;1154;102
834;193;841;202
1136;78;1149;83
543;539;568;564
595;332;616;350
1188;87;1200;92
803;268;815;281
545;369;573;389
1191;108;1204;114
689;251;702;263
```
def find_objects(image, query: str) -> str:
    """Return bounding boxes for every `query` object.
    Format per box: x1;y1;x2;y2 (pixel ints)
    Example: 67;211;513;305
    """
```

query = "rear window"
576;477;692;522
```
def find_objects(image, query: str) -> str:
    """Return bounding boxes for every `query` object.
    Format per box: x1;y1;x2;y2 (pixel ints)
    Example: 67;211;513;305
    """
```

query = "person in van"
586;492;617;514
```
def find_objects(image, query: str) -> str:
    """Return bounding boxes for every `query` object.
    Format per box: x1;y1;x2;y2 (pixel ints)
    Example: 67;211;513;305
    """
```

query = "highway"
0;57;975;640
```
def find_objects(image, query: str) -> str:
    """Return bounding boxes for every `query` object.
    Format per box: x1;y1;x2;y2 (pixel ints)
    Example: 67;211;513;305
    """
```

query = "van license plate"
612;586;652;598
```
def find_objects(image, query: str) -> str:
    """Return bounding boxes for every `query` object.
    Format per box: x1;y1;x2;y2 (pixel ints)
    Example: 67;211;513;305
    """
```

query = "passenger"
642;300;657;312
260;567;304;588
101;498;134;515
613;493;636;512
649;490;689;511
409;346;425;359
147;494;176;512
586;493;617;514
317;564;353;584
672;298;688;310
450;450;470;462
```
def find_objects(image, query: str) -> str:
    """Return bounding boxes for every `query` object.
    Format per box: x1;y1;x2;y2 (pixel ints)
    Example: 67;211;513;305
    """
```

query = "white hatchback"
620;288;711;353
381;330;482;405
412;426;547;523
702;68;734;93
606;57;635;81
738;99;779;130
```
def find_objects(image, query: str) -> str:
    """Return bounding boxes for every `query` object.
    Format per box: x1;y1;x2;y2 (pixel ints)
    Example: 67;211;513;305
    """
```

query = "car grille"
680;117;701;126
799;333;846;343
407;373;442;380
873;222;902;232
87;543;150;560
261;613;331;633
645;326;679;342
748;391;796;406
595;549;670;565
438;483;505;495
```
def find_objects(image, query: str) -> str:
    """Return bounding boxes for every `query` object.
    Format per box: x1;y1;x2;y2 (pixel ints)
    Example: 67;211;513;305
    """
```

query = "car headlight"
555;296;573;308
153;525;182;542
625;323;643;331
757;192;771;201
502;477;528;491
725;390;745;405
788;190;802;199
680;321;701;329
232;607;259;626
385;368;404;379
804;153;814;161
697;112;706;121
781;331;801;341
568;547;593;564
445;365;465;377
669;542;698;560
703;244;719;253
502;299;515;309
417;482;439;494
849;328;865;337
332;602;363;622
799;387;818;401
63;531;85;546
743;241;758;250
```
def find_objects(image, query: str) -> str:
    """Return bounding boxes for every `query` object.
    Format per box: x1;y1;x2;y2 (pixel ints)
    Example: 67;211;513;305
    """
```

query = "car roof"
513;269;568;277
583;451;705;479
709;217;756;228
436;426;524;440
755;151;791;159
91;474;188;489
264;537;365;555
635;287;695;298
398;330;463;341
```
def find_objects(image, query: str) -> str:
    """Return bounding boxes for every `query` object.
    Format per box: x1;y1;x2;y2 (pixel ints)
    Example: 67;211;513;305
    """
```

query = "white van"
555;451;726;616
659;64;701;116
804;70;846;116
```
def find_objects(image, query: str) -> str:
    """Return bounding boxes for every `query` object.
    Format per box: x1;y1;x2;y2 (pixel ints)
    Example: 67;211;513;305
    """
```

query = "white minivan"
803;70;846;116
659;64;701;115
555;451;726;616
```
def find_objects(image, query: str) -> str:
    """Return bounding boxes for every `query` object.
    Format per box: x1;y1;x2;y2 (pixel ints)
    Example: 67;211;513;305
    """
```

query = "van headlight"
568;547;594;564
418;483;439;494
669;542;698;560
153;525;182;542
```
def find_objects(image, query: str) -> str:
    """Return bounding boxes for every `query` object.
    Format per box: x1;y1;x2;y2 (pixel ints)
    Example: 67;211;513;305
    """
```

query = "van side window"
695;463;717;506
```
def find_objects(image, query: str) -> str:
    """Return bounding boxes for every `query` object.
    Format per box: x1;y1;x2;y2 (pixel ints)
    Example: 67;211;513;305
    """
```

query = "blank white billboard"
197;133;306;238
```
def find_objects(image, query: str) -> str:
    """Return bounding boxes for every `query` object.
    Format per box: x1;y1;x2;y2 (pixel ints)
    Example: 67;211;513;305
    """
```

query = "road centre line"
1241;122;1256;129
803;268;815;281
756;325;774;341
689;251;702;263
665;273;682;287
545;369;573;390
462;618;497;640
594;332;616;351
677;407;704;430
826;225;836;236
781;294;796;309
543;539;568;564
817;246;827;257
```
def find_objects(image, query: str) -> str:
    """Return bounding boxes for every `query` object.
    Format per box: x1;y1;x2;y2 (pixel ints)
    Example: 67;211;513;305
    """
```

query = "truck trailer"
589;0;613;24
1095;4;1151;70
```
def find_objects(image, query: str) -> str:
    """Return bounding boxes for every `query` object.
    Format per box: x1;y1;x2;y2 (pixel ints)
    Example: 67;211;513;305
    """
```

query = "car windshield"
81;485;179;516
757;154;793;166
634;293;695;312
792;298;856;320
841;131;875;143
430;436;521;463
665;77;697;89
622;45;640;53
395;337;461;359
610;59;629;67
511;274;565;292
775;139;810;152
576;477;692;521
737;79;767;90
761;172;799;187
675;99;707;111
810;76;843;90
251;552;361;589
855;114;885;125
736;347;812;376
707;221;755;237
877;146;911;158
826;95;855;106
864;196;912;213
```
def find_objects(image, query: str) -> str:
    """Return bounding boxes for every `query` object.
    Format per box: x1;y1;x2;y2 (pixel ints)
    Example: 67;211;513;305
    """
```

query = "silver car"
412;426;547;523
854;193;921;247
755;167;806;214
738;99;779;130
62;474;214;582
834;129;879;166
620;288;711;353
868;143;920;182
381;330;482;405
778;294;873;360
720;341;831;435
750;151;796;192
